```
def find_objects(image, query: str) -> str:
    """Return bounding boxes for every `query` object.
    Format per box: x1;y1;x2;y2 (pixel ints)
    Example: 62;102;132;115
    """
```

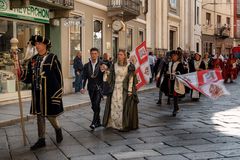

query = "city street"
0;79;240;160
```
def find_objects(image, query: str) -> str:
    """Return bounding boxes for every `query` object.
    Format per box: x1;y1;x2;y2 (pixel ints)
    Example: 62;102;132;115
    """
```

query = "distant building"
202;0;234;56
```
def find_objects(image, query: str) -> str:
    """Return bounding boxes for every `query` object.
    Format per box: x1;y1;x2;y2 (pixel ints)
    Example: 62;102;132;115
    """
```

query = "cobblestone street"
1;80;240;160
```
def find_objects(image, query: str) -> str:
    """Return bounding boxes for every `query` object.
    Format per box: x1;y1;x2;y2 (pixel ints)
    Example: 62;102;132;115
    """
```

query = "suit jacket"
82;58;104;91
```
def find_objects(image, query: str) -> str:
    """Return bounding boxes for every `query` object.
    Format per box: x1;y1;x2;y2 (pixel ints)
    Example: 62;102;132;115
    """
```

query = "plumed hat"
29;35;51;48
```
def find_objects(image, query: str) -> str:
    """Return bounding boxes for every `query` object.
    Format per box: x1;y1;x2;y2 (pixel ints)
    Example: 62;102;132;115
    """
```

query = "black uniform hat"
170;50;181;57
29;35;51;48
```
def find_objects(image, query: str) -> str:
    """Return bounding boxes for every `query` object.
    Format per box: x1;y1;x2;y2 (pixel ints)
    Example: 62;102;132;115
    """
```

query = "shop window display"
93;20;103;55
0;18;44;93
70;22;82;77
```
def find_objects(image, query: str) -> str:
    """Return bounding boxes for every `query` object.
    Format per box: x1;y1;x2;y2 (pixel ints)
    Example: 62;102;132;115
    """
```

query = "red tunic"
212;58;224;70
212;58;225;78
224;58;238;80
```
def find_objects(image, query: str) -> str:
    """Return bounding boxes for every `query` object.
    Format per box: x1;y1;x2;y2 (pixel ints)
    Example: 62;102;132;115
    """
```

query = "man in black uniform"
81;48;104;130
21;35;64;150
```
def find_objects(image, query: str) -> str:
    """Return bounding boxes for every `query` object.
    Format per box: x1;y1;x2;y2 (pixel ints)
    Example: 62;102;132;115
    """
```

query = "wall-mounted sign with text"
0;0;49;23
63;17;85;27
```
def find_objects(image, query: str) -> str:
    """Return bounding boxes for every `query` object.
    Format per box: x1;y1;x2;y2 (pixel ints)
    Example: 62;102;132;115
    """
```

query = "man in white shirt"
81;48;104;130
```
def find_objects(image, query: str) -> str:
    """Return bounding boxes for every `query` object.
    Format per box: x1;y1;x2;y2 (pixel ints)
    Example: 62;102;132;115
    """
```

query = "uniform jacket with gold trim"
21;53;64;116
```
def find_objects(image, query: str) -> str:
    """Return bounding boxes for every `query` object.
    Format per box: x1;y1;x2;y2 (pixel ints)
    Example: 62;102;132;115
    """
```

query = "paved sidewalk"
0;83;156;127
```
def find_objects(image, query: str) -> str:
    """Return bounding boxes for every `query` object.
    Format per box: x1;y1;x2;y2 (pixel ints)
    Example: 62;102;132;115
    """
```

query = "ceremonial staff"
10;38;27;146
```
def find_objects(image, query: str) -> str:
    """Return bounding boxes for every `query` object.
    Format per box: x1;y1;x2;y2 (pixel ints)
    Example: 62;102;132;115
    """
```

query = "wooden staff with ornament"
10;38;27;146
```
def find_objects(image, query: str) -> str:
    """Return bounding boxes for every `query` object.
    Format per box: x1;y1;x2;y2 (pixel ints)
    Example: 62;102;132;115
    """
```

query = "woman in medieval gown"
102;49;139;131
189;52;206;101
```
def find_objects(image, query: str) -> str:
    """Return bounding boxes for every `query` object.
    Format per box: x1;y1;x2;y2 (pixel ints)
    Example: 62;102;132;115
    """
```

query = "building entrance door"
112;34;119;61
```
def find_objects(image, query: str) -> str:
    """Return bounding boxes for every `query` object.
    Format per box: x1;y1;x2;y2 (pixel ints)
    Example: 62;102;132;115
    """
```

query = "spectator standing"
73;51;84;93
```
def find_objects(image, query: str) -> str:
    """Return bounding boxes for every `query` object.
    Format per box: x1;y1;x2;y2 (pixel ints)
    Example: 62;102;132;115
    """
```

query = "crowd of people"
18;35;239;150
154;48;239;116
19;35;139;150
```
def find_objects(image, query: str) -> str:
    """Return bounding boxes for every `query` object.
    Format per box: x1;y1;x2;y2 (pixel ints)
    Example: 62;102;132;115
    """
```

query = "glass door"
112;34;118;61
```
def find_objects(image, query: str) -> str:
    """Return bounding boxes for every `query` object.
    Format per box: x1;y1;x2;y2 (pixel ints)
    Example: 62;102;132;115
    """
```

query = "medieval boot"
172;97;180;117
94;112;101;128
90;113;97;130
30;138;46;150
55;128;63;143
95;117;101;128
156;99;162;105
172;105;180;117
167;97;171;105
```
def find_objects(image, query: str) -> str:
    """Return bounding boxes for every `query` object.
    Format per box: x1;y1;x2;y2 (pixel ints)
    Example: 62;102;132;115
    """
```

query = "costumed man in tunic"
224;53;238;83
21;35;64;150
81;48;104;130
160;51;173;105
189;52;206;101
202;52;212;70
211;52;225;79
211;52;224;70
102;49;139;131
155;53;168;105
162;50;185;117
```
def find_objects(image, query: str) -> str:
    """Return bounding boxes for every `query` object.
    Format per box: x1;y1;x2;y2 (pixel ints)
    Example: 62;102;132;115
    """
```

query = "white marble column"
155;0;162;49
146;0;152;49
162;0;168;50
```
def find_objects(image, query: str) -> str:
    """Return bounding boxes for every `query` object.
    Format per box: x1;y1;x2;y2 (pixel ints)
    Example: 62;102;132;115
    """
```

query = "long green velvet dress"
102;63;139;131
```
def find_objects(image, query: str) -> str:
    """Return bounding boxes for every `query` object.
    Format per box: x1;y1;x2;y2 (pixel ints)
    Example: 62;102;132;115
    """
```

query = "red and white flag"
129;41;151;90
176;69;230;99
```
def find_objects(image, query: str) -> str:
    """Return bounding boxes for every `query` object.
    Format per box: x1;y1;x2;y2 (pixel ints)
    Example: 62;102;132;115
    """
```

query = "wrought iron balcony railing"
10;0;74;10
31;0;74;10
215;25;230;39
107;0;140;21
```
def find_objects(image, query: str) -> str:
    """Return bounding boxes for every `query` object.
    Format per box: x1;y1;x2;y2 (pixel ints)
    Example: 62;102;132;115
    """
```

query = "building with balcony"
59;0;146;93
0;0;146;98
234;0;240;46
202;0;234;56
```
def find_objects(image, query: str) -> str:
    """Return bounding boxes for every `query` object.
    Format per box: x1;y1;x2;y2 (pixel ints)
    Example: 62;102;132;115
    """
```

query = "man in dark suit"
81;48;104;130
73;51;84;93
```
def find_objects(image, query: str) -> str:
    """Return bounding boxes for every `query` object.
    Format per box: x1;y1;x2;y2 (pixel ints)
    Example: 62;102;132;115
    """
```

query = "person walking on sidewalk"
73;51;84;93
81;48;104;130
102;49;139;132
20;35;64;150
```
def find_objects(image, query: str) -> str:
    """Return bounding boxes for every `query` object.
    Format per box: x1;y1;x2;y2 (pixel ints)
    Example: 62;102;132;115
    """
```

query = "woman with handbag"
102;49;139;132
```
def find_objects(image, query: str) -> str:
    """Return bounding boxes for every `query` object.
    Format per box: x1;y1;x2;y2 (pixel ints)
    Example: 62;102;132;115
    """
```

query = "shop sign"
63;17;85;27
0;0;49;23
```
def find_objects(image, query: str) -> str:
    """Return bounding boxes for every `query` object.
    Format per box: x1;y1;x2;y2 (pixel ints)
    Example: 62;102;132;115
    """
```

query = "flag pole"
10;38;27;146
